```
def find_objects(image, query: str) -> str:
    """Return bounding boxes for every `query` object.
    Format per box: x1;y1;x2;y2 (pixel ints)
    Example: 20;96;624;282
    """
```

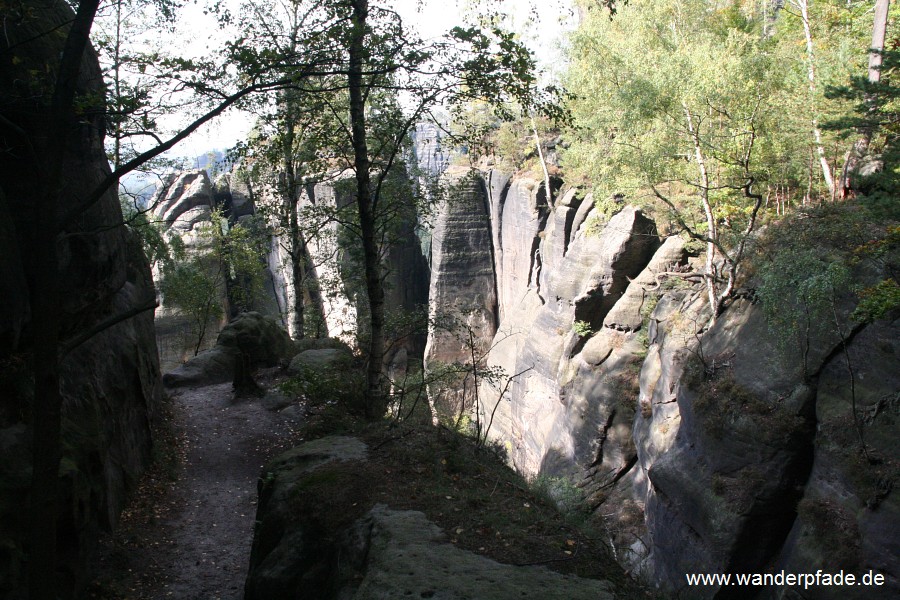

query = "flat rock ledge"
351;505;616;600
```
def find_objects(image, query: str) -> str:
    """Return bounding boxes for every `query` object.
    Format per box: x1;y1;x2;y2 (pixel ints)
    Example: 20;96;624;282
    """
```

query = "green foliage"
158;253;225;355
565;0;873;221
119;194;169;267
529;475;586;517
826;45;900;214
494;119;527;170
280;363;365;412
757;247;851;356
754;201;898;362
572;320;593;337
221;216;269;313
852;278;900;323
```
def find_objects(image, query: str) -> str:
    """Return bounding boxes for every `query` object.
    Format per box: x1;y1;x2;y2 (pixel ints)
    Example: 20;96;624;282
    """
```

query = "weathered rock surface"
151;170;230;370
153;169;293;371
162;346;237;388
481;204;660;477
771;318;900;599
0;2;162;596
261;170;429;355
244;436;618;600
154;171;214;226
424;168;499;420
348;505;616;600
412;121;452;179
423;165;898;598
244;436;369;599
213;172;255;221
265;179;355;341
287;348;353;375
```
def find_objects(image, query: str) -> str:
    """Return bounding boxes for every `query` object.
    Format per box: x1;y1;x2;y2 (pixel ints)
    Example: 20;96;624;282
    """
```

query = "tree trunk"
683;104;720;323
530;114;553;208
840;0;890;198
348;0;386;418
29;1;102;596
794;0;836;197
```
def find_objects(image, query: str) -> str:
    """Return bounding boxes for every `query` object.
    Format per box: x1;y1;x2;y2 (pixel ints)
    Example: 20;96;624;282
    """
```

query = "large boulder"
288;348;353;375
163;312;294;387
217;311;294;365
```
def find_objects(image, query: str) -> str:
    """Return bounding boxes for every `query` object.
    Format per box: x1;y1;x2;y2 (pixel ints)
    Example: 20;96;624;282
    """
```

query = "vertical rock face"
487;203;660;476
494;177;549;316
411;122;452;178
151;170;230;371
424;168;498;419
425;165;898;598
259;169;428;361
0;1;162;596
771;318;900;600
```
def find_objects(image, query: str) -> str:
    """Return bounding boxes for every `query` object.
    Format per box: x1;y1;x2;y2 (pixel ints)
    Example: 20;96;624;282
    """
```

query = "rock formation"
150;170;230;370
424;168;498;419
244;436;618;600
163;311;296;388
423;167;899;598
151;169;292;371
0;2;162;595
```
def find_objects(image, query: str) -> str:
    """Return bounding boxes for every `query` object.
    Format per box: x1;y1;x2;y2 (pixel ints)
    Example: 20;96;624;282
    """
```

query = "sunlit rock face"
150;170;230;371
474;194;665;529
0;1;162;596
425;165;899;597
260;178;357;342
411;121;452;179
258;170;428;362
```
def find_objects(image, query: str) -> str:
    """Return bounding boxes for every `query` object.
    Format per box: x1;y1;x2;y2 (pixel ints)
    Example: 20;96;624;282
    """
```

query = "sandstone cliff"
423;168;899;598
151;170;230;370
0;2;162;595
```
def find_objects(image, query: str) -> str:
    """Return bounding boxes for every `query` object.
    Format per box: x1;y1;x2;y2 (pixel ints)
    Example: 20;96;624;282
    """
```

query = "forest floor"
87;368;302;600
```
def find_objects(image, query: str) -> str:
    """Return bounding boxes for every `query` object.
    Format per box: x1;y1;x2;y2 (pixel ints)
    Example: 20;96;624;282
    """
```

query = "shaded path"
91;376;301;599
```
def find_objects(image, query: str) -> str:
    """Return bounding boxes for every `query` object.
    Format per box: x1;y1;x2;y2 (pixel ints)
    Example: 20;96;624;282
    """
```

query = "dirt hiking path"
90;375;302;599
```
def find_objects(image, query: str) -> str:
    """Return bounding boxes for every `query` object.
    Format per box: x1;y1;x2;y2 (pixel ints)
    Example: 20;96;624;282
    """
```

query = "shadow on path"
90;375;302;599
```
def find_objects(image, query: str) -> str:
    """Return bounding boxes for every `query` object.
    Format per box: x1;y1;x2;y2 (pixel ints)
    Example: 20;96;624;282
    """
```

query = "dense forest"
0;0;897;599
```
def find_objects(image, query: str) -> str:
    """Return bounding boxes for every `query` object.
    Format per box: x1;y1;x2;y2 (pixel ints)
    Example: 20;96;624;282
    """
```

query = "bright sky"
163;0;574;161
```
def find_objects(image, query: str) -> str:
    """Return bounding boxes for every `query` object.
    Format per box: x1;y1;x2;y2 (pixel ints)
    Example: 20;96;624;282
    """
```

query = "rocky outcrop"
621;274;900;598
213;172;255;221
423;164;898;597
244;436;618;600
152;170;288;371
265;179;356;341
0;2;162;596
288;347;353;375
154;170;215;229
482;202;660;478
771;318;900;599
412;121;452;179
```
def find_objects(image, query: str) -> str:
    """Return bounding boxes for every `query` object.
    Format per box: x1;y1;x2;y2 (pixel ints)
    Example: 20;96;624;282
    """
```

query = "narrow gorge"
1;0;898;599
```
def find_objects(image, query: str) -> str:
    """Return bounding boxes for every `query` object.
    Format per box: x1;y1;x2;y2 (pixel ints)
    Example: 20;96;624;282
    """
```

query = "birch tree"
786;0;836;197
566;0;773;322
